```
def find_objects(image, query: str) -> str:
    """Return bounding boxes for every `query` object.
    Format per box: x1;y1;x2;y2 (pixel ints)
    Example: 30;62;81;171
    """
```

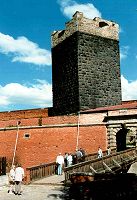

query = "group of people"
97;146;111;158
55;146;112;175
8;163;24;195
56;148;86;175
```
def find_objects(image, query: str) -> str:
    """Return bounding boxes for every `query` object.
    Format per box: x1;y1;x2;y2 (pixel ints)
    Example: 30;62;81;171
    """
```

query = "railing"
64;148;137;183
0;157;6;176
26;149;116;183
25;149;116;183
26;152;105;183
26;161;57;183
84;148;116;161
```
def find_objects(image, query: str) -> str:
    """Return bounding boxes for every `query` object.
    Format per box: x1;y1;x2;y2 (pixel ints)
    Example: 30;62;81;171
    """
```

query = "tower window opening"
99;21;109;28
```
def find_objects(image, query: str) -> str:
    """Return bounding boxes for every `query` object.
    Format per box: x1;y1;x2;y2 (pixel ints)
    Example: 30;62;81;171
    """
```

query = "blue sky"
0;0;137;112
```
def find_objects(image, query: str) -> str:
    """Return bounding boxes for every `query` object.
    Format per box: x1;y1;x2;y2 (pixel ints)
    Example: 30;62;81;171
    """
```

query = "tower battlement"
52;11;119;47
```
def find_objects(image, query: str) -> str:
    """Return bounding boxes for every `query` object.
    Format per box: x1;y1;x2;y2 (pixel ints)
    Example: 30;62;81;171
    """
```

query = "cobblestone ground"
0;184;67;200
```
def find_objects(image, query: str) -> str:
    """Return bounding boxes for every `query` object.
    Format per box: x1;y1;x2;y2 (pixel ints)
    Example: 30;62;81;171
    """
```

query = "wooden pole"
76;111;80;150
12;121;21;167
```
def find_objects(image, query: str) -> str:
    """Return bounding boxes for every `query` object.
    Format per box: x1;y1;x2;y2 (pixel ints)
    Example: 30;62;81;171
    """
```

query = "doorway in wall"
116;124;129;152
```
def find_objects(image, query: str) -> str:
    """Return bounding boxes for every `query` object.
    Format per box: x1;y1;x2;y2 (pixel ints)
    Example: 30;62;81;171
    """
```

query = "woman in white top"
56;153;64;175
14;164;24;195
67;153;73;166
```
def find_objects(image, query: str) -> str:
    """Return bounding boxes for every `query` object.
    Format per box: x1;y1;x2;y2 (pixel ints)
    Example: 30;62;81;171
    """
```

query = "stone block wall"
51;30;121;115
51;12;121;116
51;32;79;115
78;32;122;109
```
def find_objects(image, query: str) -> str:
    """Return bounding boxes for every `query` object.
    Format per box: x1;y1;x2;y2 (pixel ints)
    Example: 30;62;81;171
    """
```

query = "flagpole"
12;121;21;167
76;111;80;150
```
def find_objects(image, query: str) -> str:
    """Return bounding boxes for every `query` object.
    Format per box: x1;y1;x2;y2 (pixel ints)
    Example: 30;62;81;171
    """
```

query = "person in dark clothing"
80;148;86;161
64;153;68;167
76;149;83;162
72;154;77;164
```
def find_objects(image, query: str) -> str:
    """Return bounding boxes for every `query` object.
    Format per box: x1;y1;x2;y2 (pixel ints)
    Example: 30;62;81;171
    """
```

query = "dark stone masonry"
50;12;122;116
51;32;79;115
78;32;121;110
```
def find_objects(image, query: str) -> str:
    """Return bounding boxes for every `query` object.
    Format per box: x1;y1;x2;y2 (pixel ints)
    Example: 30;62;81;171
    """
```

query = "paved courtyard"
0;174;68;200
0;162;137;199
0;184;67;200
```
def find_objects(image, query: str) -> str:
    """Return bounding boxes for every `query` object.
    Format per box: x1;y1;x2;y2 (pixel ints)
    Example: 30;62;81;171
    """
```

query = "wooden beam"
103;162;113;172
90;166;97;174
112;159;121;168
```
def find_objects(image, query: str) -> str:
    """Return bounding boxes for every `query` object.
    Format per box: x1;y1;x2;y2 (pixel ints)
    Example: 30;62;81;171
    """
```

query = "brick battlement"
52;11;119;47
0;108;48;121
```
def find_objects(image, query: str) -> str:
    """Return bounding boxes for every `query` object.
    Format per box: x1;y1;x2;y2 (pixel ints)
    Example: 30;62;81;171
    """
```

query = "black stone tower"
51;12;122;115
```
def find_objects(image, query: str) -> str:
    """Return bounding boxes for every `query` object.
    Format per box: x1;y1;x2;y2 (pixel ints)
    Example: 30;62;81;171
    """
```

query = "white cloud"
0;33;51;66
121;75;137;101
0;80;52;110
0;75;137;111
57;0;101;19
120;46;129;60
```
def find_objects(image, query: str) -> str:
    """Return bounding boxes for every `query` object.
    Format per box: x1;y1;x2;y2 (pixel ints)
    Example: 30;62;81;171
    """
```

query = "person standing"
107;147;111;155
14;164;24;195
97;147;103;158
67;153;73;167
56;153;64;175
80;148;86;161
76;149;83;162
8;165;15;194
64;152;68;167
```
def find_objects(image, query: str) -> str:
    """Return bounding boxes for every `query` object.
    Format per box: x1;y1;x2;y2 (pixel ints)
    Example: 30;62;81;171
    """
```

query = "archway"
116;124;128;152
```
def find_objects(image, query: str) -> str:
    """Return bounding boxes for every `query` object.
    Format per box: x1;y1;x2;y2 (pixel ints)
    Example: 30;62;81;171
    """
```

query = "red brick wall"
0;125;106;170
0;109;107;173
0;108;48;121
0;112;77;128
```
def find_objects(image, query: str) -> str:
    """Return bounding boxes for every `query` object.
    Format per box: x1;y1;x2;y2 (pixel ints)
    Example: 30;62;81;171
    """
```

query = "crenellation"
52;11;119;47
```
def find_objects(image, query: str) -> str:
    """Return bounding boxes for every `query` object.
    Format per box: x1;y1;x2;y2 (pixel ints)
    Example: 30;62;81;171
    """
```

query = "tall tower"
50;12;122;115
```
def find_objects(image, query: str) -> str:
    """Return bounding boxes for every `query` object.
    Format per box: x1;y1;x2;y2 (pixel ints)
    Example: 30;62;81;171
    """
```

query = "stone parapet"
52;11;119;47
